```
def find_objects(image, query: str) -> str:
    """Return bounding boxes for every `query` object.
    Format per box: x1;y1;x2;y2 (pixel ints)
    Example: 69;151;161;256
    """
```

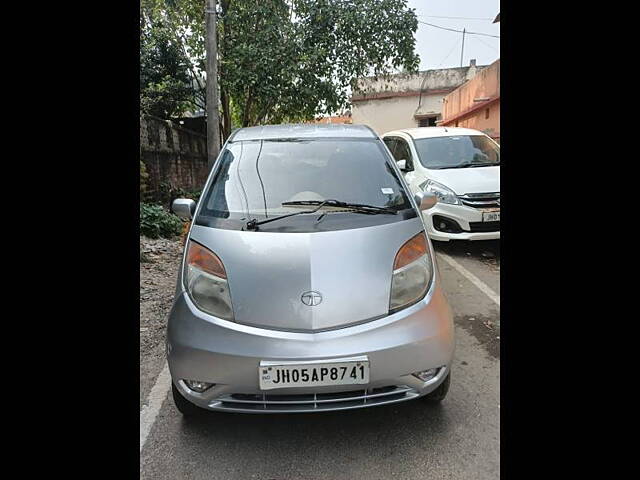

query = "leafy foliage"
221;0;419;126
140;203;184;239
140;160;150;199
157;182;202;208
141;0;419;131
177;188;203;202
140;0;202;118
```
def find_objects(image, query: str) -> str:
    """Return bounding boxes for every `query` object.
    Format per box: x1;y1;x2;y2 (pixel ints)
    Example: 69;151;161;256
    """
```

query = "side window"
418;116;438;127
383;137;397;157
394;138;414;171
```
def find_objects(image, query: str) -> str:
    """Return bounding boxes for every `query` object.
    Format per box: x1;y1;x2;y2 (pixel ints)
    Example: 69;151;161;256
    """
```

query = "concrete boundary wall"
140;115;209;201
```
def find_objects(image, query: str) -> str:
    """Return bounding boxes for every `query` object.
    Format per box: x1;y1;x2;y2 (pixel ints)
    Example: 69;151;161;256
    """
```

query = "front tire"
172;382;207;417
423;371;450;403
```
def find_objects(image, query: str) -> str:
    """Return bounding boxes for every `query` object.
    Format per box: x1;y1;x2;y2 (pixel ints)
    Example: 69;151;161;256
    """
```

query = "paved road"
140;239;500;480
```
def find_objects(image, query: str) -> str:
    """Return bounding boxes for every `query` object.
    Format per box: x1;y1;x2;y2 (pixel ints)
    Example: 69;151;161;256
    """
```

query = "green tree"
140;1;202;118
219;0;419;134
142;0;419;135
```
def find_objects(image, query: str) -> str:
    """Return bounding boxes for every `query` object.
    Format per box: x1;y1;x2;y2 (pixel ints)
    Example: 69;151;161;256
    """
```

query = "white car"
381;127;500;242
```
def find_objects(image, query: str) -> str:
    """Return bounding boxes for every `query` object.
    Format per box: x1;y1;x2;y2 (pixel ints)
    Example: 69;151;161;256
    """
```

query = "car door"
382;137;397;158
392;137;422;194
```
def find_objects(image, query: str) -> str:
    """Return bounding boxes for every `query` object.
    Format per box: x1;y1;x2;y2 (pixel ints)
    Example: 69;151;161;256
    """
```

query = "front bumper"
166;281;455;413
423;203;500;242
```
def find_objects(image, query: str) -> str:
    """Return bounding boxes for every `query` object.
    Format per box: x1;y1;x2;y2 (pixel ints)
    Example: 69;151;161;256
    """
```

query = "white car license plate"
259;359;370;390
483;211;500;222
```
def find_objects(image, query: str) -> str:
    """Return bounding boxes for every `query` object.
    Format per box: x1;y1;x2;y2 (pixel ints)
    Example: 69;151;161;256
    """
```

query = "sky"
406;0;500;71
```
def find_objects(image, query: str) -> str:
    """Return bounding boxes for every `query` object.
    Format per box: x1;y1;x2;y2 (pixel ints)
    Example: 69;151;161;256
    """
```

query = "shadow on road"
169;399;457;475
182;398;452;440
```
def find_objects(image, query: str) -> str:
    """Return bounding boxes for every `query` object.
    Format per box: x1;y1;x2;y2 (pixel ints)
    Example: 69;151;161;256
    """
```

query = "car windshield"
197;138;414;232
414;135;500;169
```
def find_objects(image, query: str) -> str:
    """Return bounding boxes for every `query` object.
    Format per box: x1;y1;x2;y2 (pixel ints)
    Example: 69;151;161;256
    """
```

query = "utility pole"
205;0;221;170
460;28;466;67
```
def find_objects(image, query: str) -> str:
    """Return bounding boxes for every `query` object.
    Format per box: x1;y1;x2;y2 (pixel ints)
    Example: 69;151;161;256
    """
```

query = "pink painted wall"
442;59;500;142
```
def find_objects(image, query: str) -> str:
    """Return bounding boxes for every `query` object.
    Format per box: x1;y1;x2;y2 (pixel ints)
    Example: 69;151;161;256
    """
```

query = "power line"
436;37;462;68
418;20;500;38
473;35;500;53
420;15;493;21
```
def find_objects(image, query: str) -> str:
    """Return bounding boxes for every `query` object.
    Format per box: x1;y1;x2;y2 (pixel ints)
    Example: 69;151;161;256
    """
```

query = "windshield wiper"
282;199;397;215
245;199;396;231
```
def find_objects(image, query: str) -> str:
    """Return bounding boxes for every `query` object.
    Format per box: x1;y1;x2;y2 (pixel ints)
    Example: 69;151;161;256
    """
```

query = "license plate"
259;358;370;390
483;211;500;222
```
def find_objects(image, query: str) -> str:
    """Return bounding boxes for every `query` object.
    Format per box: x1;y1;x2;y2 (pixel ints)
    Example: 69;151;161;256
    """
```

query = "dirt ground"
139;236;183;407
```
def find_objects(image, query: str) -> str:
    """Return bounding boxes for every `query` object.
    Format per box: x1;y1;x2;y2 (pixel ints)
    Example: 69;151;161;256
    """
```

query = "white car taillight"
184;240;234;320
389;233;432;312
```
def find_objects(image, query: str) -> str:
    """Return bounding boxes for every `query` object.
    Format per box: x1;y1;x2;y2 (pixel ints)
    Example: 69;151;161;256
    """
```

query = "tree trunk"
256;100;274;125
242;88;253;127
205;0;221;169
221;89;231;140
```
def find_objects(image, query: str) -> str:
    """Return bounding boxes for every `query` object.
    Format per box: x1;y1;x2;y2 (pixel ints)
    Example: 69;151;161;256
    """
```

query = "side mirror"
171;198;196;221
397;159;407;171
414;191;437;210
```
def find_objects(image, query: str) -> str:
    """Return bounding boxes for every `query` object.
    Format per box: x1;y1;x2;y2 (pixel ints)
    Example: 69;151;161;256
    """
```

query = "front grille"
469;221;500;232
211;385;418;412
458;192;500;209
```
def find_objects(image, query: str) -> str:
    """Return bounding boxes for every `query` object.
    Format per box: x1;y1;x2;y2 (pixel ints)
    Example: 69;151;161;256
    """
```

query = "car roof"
382;127;487;139
229;123;377;142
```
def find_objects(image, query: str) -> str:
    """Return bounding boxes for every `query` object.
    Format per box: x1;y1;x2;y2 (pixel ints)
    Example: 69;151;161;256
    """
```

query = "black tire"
172;382;207;417
423;371;450;403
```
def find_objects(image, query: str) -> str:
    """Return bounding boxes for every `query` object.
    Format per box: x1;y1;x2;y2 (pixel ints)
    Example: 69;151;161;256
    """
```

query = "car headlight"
390;233;433;312
184;240;234;320
420;180;460;205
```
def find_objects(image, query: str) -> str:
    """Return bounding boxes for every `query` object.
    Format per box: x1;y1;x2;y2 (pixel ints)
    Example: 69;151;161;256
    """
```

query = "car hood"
425;166;500;195
188;217;425;332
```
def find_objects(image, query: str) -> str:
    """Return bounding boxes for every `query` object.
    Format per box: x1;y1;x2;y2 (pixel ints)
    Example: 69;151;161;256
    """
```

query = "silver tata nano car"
167;123;455;415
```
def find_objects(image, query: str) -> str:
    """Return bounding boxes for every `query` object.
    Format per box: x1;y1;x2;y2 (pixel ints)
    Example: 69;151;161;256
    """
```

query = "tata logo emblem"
301;291;322;306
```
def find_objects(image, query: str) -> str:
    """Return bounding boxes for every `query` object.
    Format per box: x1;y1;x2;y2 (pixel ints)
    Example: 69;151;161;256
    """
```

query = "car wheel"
172;382;207;416
423;371;450;403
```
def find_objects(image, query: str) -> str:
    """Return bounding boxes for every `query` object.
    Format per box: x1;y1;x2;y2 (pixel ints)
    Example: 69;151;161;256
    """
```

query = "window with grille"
418;116;437;127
